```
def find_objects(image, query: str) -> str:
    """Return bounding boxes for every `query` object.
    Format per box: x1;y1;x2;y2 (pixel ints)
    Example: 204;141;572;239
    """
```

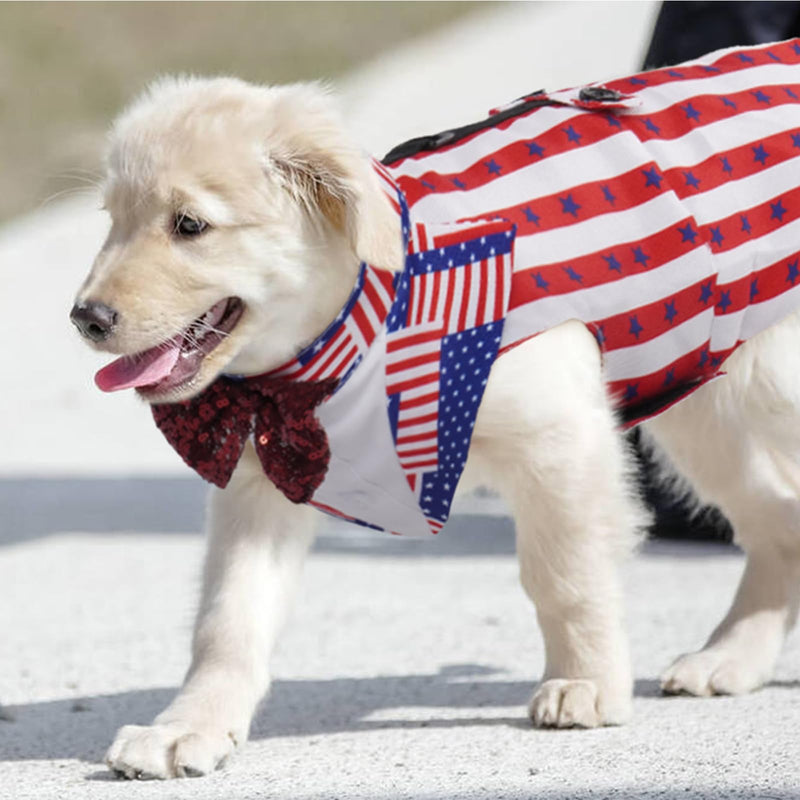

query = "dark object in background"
635;0;800;542
643;1;800;70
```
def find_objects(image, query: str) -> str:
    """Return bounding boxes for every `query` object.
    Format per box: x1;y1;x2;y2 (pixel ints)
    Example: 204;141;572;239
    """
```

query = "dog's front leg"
106;445;317;779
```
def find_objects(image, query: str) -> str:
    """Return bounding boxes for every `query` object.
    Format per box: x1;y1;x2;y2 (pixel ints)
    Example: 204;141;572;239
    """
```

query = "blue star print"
594;324;606;346
738;52;754;64
792;132;800;149
710;226;725;247
786;87;799;100
560;194;581;217
563;125;582;144
667;69;684;79
523;207;540;226
451;177;466;189
526;141;545;158
564;266;583;283
602;185;616;205
788;260;799;285
717;290;732;313
644;117;661;135
681;102;701;121
699;281;714;305
698;348;709;368
752;89;771;104
632;246;650;267
720;156;733;175
721;96;737;110
629;315;644;339
752;144;769;165
603;252;622;272
771;199;787;222
750;279;759;301
740;215;752;234
642;167;663;189
683;170;700;189
664;300;678;324
663;369;675;387
623;384;639;402
679;222;698;243
534;272;549;291
484;159;502;175
630;76;648;87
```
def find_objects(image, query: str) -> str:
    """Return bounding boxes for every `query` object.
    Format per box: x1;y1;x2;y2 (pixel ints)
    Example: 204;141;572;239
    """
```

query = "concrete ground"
2;523;800;800
4;3;799;799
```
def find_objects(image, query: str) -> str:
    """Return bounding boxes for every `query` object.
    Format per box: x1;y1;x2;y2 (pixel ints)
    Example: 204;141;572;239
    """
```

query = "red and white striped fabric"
384;39;800;423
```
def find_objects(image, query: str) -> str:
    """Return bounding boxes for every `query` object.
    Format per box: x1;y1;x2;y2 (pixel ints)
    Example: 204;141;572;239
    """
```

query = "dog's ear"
266;85;404;272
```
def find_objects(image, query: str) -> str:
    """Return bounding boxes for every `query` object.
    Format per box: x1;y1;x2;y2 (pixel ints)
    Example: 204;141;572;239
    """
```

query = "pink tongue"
95;342;181;392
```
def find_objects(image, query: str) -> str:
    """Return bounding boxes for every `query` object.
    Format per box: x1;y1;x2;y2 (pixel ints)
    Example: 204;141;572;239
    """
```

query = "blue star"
667;69;684;79
750;278;759;301
421;179;435;190
740;214;752;234
767;50;782;63
563;125;582;144
484;159;502;175
632;246;651;267
560;194;581;217
738;52;754;64
642;166;663;189
698;348;709;368
623;383;639;401
771;199;787;222
702;65;721;73
523;206;540;226
603;252;622;272
681;102;701;121
679;222;698;243
785;87;799;100
787;259;799;285
644;117;661;135
602;184;616;205
717;290;732;313
664;300;678;325
720;156;733;175
683;170;701;189
630;76;648;87
526;140;545;158
606;115;622;129
699;281;714;305
721;96;737;110
451;176;466;189
710;226;725;247
709;355;723;368
792;132;800;148
594;324;606;346
564;265;583;283
752;89;771;104
752;144;770;164
794;42;800;56
534;272;550;291
663;368;675;387
629;315;644;339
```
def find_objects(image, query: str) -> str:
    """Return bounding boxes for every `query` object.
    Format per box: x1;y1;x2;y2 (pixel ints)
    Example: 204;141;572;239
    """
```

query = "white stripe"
512;191;688;274
710;309;745;351
421;272;435;322
602;309;714;381
398;382;439;401
386;339;440;367
446;265;465;333
680;153;800;224
396;401;438;422
741;282;800;340
481;258;496;327
391;104;580;179
628;61;800;114
463;261;480;329
344;313;368;352
367;269;394;311
640;104;800;171
386;361;440;391
503;246;714;346
712;216;800;284
310;342;357;381
435;269;451;321
409;131;651;224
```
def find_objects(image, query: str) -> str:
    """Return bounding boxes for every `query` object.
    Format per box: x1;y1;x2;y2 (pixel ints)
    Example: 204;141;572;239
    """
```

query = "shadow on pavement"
0;665;666;764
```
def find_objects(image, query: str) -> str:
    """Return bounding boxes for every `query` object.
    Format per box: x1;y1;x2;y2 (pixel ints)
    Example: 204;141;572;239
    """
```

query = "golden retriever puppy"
72;47;800;778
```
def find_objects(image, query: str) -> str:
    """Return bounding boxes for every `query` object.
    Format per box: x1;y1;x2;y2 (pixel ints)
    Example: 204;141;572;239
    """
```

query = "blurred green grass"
0;1;482;223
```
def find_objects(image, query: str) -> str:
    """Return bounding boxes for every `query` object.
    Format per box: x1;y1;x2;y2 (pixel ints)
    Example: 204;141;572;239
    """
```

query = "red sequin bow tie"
151;374;338;502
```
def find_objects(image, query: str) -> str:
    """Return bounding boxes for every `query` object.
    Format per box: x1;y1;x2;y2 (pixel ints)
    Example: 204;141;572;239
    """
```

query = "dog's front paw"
106;721;237;779
660;648;767;697
528;678;631;729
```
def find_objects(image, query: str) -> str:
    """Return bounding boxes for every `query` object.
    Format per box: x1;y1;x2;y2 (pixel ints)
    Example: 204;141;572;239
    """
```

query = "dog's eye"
173;213;209;238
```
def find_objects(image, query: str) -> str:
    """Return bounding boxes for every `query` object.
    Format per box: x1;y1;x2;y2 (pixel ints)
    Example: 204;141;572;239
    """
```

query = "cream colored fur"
75;77;800;779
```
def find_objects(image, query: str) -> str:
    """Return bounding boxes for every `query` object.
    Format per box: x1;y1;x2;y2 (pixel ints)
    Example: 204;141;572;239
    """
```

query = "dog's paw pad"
529;679;601;728
660;650;763;697
106;722;235;780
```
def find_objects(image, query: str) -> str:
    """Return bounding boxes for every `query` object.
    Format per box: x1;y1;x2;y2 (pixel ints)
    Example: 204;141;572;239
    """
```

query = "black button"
578;87;623;103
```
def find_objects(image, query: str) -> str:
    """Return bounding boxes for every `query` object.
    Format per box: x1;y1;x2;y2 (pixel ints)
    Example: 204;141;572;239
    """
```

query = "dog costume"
154;39;800;536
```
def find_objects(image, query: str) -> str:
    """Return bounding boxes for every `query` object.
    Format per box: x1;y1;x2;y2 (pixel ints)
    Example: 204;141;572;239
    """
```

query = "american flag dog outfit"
155;40;800;537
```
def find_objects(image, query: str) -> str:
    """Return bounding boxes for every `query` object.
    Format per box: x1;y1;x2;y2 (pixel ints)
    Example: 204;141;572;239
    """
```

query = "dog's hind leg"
468;321;649;728
644;315;800;696
105;443;317;779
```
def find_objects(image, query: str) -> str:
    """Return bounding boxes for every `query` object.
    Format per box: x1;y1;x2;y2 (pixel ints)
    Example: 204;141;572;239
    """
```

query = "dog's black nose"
70;301;118;342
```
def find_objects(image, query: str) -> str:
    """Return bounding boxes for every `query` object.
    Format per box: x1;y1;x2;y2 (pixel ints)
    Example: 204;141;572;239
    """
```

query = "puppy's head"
72;76;401;403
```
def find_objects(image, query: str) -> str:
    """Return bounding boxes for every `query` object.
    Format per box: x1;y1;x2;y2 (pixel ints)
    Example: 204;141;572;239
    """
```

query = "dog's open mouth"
94;297;244;394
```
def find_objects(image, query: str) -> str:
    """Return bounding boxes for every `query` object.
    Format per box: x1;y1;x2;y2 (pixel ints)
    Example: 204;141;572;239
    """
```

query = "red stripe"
751;251;800;305
428;269;442;324
402;458;439;470
387;326;443;352
387;372;439;394
386;349;440;375
376;268;396;295
494;253;505;321
476;259;489;325
363;275;386;319
397;445;438;458
349;302;373;346
401;391;439;409
397;410;439;428
397;430;438;444
416;222;428;251
457;262;473;331
306;335;350;380
510;217;701;307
